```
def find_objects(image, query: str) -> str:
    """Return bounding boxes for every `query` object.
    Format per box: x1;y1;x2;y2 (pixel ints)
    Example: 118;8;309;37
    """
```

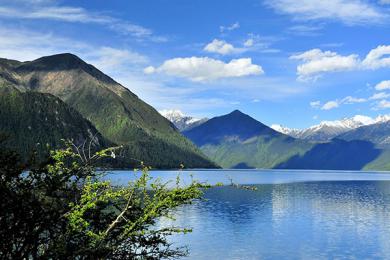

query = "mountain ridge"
272;115;390;142
0;53;216;169
183;110;312;169
184;110;390;170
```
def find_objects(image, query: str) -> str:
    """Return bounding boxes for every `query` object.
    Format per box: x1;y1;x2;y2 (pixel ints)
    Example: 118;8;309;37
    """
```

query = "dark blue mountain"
183;110;283;146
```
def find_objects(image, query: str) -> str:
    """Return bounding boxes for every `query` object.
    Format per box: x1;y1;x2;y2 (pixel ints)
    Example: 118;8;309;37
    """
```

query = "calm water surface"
106;170;390;259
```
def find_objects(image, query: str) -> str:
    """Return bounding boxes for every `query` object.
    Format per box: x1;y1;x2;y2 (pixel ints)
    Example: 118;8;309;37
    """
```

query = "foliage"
0;84;110;162
0;142;209;259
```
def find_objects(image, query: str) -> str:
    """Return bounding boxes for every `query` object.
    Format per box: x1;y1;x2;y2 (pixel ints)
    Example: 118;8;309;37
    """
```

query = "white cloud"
204;36;278;55
369;92;390;100
0;27;148;76
0;25;303;116
265;0;386;25
321;100;339;110
375;80;390;90
0;2;162;41
220;22;240;32
310;100;321;108
0;27;87;61
341;96;366;104
290;49;359;81
362;45;390;70
0;6;110;23
315;95;367;110
376;100;390;109
243;33;281;53
143;66;156;74
144;57;264;82
291;45;390;81
204;39;237;55
90;47;148;71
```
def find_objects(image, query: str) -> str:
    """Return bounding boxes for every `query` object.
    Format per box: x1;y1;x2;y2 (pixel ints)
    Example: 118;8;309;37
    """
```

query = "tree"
0;140;209;259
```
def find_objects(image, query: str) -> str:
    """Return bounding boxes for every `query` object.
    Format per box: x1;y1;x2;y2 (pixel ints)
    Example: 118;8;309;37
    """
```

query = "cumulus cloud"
291;45;390;81
204;36;278;55
321;100;339;110
204;39;237;55
376;100;390;109
369;92;390;100
290;49;359;81
265;0;386;25
375;80;390;90
362;45;390;70
314;95;367;110
144;57;264;82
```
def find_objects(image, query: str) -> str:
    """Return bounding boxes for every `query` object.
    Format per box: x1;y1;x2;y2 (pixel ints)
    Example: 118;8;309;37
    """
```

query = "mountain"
0;83;110;161
159;109;208;131
0;54;216;169
183;110;312;169
272;115;390;142
275;139;381;170
338;121;390;146
270;124;301;138
184;110;390;170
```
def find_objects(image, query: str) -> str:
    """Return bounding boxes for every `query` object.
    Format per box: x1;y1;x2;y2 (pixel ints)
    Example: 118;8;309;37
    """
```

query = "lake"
106;170;390;259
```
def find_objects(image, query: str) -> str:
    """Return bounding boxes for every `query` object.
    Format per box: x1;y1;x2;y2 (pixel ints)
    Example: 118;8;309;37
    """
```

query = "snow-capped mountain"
270;124;301;137
339;120;390;146
272;115;390;142
159;109;208;131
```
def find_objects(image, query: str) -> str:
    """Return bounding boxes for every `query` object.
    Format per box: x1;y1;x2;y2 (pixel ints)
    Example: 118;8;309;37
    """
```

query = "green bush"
0;142;208;259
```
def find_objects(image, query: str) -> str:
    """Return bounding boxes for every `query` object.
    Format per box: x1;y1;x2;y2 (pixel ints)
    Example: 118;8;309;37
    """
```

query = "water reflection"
160;181;390;259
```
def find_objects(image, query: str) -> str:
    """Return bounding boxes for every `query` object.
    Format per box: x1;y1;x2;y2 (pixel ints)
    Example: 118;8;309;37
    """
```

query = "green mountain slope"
183;110;312;168
184;110;388;170
0;54;215;169
0;84;110;161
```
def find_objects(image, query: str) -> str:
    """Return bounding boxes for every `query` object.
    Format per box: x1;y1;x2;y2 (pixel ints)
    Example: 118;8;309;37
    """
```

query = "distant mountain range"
159;109;208;131
2;53;390;170
0;54;216;169
272;115;390;142
183;110;390;170
338;121;390;146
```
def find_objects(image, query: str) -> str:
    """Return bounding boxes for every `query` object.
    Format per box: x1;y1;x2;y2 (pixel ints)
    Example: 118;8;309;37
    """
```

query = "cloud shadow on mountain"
274;139;381;170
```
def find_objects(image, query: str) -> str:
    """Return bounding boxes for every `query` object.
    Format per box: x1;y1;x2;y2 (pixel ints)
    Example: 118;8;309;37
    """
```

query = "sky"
1;0;390;128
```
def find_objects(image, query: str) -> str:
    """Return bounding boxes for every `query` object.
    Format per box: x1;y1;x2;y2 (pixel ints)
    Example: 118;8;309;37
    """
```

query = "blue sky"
1;0;390;128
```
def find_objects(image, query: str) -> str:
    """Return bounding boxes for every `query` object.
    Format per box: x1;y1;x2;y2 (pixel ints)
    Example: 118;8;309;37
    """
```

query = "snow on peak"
159;109;207;131
159;109;186;121
271;124;300;136
272;114;390;141
375;114;390;124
